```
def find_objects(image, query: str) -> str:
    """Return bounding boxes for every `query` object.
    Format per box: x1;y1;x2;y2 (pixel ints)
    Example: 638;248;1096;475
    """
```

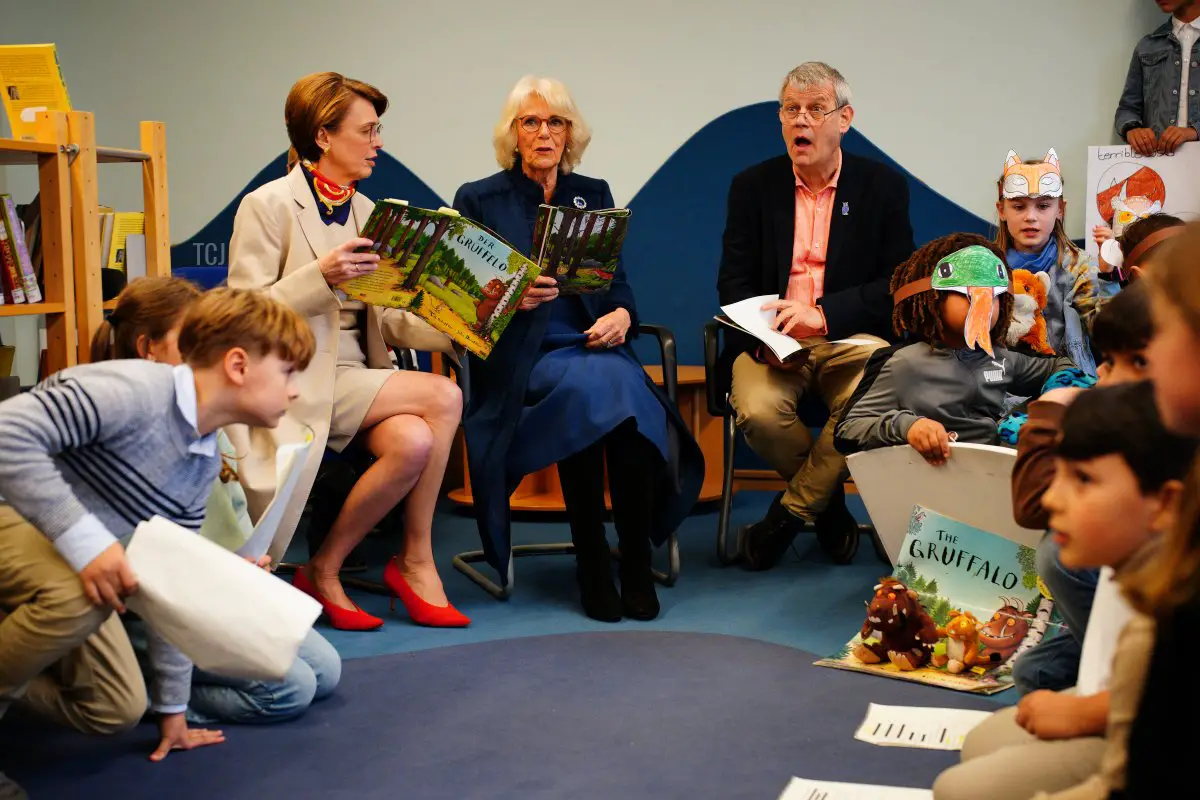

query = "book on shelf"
0;211;26;304
531;204;629;295
0;194;41;303
338;199;539;359
0;44;72;141
107;211;144;270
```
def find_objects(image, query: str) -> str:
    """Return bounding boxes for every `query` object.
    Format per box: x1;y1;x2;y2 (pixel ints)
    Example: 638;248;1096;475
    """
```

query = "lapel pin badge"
573;196;587;209
842;201;850;216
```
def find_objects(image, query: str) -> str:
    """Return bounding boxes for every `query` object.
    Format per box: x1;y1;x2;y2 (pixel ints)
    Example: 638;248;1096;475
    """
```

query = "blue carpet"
0;632;998;799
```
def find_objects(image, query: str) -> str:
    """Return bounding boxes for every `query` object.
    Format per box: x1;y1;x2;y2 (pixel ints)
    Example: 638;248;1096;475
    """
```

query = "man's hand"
1125;127;1158;157
150;713;226;762
519;275;559;311
906;418;951;465
1158;125;1198;154
760;299;825;339
78;542;138;612
585;308;632;349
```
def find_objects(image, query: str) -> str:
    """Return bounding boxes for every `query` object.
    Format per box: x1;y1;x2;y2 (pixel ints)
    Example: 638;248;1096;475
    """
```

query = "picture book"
338;200;539;359
532;204;629;294
815;505;1066;694
0;44;72;141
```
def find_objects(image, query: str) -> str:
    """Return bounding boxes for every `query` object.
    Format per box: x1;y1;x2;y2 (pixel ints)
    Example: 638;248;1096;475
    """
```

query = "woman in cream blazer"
227;72;469;631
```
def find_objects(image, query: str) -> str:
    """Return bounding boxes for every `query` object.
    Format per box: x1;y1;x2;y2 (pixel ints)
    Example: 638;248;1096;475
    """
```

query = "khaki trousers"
728;335;886;520
933;699;1105;800
0;505;146;734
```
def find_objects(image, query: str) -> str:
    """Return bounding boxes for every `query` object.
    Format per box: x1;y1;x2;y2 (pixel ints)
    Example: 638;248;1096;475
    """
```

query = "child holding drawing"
934;380;1198;800
89;278;340;726
0;287;313;774
834;233;1075;463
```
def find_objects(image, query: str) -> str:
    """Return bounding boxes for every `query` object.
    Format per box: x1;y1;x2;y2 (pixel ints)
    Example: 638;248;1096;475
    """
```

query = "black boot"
572;524;622;623
617;533;659;621
815;487;860;565
738;492;807;571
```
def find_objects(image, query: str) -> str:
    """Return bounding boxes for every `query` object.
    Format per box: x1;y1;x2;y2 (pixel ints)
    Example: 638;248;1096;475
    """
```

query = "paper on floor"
125;516;321;681
778;776;932;800
854;703;991;751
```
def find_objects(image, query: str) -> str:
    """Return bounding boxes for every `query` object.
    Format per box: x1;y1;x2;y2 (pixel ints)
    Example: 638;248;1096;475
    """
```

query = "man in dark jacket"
717;61;914;569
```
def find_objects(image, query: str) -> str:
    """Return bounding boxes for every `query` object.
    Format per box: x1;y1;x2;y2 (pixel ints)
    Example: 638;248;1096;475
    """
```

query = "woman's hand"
318;238;380;286
906;418;951;466
150;713;225;762
244;554;272;571
1091;225;1113;247
1125;127;1157;157
585;308;632;349
519;275;559;311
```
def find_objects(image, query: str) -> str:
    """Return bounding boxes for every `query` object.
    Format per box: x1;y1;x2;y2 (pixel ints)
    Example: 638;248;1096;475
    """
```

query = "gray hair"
778;62;852;107
492;75;592;174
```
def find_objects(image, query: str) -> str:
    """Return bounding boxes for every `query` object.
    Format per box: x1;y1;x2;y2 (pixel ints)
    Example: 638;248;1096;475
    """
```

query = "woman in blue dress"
452;76;703;622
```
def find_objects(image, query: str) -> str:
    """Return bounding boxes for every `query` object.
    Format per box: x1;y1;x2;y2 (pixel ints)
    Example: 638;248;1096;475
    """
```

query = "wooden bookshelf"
0;111;172;375
0;114;75;376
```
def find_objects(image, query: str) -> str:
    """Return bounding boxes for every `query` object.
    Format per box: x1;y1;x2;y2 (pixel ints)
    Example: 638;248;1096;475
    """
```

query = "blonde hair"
994;160;1081;265
89;276;202;363
177;287;315;371
492;75;592;174
285;71;388;172
1124;222;1200;617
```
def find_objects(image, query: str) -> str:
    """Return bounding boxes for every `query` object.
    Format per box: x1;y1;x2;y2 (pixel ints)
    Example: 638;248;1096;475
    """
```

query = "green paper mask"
893;245;1010;357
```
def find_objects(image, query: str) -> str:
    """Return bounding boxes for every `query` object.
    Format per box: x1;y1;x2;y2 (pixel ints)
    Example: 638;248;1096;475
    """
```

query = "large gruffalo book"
532;204;630;295
815;505;1066;694
339;200;539;359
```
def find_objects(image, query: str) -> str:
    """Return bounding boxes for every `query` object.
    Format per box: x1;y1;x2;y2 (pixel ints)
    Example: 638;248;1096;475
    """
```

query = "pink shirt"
786;153;841;336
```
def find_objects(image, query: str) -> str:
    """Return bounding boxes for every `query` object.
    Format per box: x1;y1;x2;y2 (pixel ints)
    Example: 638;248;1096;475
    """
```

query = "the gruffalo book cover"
815;505;1066;694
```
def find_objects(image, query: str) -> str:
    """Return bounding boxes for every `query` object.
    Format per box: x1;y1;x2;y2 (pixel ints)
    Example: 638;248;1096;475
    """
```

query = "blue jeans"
126;622;341;725
186;629;341;725
1011;533;1099;696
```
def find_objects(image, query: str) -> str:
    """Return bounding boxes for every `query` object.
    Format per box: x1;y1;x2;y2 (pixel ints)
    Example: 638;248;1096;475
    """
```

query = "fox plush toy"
1007;269;1054;356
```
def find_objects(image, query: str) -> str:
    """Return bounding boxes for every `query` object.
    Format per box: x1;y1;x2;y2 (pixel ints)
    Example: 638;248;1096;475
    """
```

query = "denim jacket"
1115;21;1200;137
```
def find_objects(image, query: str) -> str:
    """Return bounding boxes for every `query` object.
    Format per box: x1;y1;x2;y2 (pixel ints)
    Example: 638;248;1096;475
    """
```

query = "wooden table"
447;365;724;511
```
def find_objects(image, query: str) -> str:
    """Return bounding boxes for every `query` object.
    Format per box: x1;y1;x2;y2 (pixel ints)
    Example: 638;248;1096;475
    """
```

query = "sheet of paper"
853;703;991;750
125;516;321;681
718;295;879;361
236;433;312;560
778;777;932;800
1075;567;1134;696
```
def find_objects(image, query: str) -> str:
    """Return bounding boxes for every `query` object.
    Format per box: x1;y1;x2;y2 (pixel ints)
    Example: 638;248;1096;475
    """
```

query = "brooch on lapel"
573;196;587;209
842;202;850;216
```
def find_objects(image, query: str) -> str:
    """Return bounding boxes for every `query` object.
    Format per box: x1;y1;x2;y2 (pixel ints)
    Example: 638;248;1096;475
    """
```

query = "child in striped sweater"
0;288;313;768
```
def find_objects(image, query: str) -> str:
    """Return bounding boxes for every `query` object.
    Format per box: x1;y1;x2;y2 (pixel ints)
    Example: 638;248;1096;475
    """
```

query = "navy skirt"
505;296;671;477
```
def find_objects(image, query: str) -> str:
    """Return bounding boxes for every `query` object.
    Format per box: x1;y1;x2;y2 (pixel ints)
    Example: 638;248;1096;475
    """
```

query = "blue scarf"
1006;239;1058;275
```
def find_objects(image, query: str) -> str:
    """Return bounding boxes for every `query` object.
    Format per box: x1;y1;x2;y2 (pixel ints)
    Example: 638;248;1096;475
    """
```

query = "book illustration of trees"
403;215;468;290
1010;544;1055;662
391;215;425;264
409;290;425;311
544;208;580;278
565;211;601;280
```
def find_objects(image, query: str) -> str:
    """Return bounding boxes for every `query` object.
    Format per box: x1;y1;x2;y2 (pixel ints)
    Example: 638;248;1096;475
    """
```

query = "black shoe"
0;773;28;800
617;542;660;621
738;493;806;571
815;489;860;565
576;559;623;622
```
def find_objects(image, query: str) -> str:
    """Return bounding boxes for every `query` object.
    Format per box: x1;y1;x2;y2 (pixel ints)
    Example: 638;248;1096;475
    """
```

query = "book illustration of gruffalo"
339;200;540;359
815;505;1066;694
532;204;630;295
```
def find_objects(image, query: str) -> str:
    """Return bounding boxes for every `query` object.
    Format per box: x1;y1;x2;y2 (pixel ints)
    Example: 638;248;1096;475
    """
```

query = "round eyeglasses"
778;103;847;125
518;115;569;134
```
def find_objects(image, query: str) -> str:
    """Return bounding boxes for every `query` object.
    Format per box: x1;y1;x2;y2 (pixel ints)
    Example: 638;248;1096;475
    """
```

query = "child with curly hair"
835;232;1075;464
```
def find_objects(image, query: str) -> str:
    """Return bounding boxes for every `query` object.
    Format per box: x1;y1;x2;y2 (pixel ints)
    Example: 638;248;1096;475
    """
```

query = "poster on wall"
1084;142;1200;257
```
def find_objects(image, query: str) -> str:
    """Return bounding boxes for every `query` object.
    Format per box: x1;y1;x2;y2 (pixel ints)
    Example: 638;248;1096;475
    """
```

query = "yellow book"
0;44;72;141
107;211;145;270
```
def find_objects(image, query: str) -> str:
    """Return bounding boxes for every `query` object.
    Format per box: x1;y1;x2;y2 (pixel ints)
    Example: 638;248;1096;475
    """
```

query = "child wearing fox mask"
996;149;1113;375
834;233;1075;464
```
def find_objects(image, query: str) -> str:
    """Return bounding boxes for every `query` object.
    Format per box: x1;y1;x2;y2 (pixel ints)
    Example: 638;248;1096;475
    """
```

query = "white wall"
1;0;1165;236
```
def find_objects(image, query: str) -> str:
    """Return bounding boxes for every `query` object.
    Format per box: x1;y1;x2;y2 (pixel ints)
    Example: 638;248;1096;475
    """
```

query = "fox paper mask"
1001;149;1063;199
893;245;1010;357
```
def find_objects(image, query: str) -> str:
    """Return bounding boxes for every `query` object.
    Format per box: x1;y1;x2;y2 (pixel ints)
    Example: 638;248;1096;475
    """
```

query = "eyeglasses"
778;103;847;125
356;122;383;141
517;115;569;134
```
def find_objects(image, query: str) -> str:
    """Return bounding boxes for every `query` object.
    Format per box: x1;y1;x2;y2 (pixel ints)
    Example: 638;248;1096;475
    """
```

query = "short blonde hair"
178;287;315;371
492;75;592;174
779;62;853;107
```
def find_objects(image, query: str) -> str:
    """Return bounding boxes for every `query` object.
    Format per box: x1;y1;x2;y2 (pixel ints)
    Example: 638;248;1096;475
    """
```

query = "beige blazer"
225;166;455;562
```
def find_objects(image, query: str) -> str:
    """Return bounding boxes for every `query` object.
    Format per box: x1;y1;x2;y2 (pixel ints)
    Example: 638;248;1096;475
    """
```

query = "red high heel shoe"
383;558;471;627
293;568;384;631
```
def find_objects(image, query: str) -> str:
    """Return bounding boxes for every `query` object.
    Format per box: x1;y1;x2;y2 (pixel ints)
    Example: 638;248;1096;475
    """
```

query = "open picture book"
338;200;540;359
532;204;630;294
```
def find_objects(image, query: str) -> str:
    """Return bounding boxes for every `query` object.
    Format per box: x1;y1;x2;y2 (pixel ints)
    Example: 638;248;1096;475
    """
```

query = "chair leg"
452;543;579;601
717;407;740;566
